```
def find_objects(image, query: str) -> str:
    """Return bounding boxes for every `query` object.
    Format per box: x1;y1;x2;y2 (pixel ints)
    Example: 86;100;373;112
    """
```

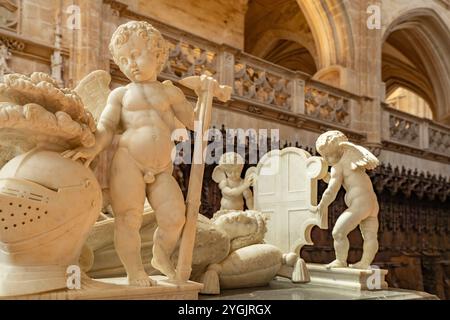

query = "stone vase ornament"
0;72;102;297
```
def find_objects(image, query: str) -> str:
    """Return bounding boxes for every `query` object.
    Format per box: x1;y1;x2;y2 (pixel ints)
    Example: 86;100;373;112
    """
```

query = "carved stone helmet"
0;149;102;297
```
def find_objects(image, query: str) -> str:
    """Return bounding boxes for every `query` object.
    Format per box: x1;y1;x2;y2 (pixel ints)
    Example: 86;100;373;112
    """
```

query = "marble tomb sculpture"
254;134;388;290
0;20;235;299
199;152;283;294
83;153;283;295
253;147;328;282
64;20;194;286
64;21;233;288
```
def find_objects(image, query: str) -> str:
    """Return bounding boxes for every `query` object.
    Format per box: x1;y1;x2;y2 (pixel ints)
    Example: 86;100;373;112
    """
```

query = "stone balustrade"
157;34;449;161
382;104;450;159
156;34;358;133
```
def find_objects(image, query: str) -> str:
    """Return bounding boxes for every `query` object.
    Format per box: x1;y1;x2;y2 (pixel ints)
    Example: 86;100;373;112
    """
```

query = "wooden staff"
175;75;231;282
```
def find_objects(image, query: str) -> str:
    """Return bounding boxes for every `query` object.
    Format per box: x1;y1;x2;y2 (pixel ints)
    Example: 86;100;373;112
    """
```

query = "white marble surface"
203;277;438;300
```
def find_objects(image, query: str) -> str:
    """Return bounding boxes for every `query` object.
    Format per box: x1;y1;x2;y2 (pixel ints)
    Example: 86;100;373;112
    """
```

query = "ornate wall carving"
0;0;19;32
389;114;420;147
233;61;292;110
162;39;217;80
429;126;450;156
304;86;350;126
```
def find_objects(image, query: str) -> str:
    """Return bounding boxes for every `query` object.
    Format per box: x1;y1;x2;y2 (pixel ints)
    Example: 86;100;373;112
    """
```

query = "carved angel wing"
340;141;379;170
74;70;111;122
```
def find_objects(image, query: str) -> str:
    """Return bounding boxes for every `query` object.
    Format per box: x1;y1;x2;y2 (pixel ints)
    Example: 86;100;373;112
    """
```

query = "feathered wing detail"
340;141;380;170
74;70;111;123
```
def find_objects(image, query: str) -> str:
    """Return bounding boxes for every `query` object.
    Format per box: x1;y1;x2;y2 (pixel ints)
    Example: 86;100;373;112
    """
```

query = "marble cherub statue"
212;152;255;211
314;130;380;270
63;21;195;286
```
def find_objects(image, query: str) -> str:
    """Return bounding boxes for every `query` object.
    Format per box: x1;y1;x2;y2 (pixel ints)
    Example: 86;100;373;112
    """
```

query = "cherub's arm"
319;166;343;207
94;87;126;151
62;87;125;165
164;81;195;131
243;188;254;209
219;180;251;198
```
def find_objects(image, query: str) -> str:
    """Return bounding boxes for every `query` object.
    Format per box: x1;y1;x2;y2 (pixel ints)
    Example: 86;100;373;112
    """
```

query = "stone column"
349;0;383;146
217;45;236;90
291;74;305;115
66;0;104;87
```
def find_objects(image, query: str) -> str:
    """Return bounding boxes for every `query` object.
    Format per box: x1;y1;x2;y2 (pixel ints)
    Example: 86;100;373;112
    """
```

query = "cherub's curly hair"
212;210;268;252
316;130;348;156
109;21;169;74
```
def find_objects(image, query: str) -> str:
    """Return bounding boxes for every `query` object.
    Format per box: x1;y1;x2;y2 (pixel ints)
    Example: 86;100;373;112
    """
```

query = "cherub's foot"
325;259;347;269
349;261;370;270
127;271;156;287
151;256;176;279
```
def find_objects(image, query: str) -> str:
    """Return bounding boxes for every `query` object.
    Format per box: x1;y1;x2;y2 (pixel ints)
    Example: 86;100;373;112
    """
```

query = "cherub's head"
109;21;169;83
213;152;245;182
316;130;348;165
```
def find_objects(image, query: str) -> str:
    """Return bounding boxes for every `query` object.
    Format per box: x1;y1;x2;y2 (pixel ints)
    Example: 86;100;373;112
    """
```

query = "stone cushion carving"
219;244;283;289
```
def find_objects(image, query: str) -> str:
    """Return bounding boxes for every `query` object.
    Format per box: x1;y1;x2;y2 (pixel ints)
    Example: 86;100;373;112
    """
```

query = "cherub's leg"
327;210;361;269
146;172;186;279
110;148;155;287
351;216;379;269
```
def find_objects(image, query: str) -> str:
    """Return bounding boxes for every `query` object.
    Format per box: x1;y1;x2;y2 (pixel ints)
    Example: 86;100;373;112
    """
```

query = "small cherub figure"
63;21;195;286
212;152;255;211
315;131;380;270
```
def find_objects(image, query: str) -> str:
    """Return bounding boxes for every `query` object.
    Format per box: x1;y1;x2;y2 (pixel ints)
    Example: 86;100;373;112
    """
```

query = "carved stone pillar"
291;75;305;115
217;46;235;90
67;0;104;86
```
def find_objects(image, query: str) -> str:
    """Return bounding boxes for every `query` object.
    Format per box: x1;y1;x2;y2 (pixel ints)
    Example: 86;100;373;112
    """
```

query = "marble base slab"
1;275;203;300
204;276;437;300
278;263;388;291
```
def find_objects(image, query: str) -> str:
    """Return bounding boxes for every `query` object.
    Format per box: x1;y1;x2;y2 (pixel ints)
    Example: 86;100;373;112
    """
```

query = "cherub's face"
224;165;242;181
116;34;160;82
321;149;342;166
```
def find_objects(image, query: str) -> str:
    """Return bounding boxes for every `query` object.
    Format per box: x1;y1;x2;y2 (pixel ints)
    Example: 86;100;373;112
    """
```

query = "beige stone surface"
2;275;203;300
132;0;247;49
379;149;450;177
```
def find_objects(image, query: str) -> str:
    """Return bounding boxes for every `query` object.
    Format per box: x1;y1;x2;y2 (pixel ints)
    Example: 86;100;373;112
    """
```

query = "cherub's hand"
310;203;327;217
244;173;255;187
61;145;100;168
323;172;331;184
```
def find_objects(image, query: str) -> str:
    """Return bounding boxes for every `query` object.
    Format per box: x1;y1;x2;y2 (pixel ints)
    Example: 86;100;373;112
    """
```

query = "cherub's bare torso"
221;178;246;210
337;161;378;215
119;82;176;171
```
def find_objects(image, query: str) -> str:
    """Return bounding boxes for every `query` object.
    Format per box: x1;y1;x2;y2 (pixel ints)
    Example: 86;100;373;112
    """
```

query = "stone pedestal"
205;276;437;300
2;276;203;300
278;263;388;291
